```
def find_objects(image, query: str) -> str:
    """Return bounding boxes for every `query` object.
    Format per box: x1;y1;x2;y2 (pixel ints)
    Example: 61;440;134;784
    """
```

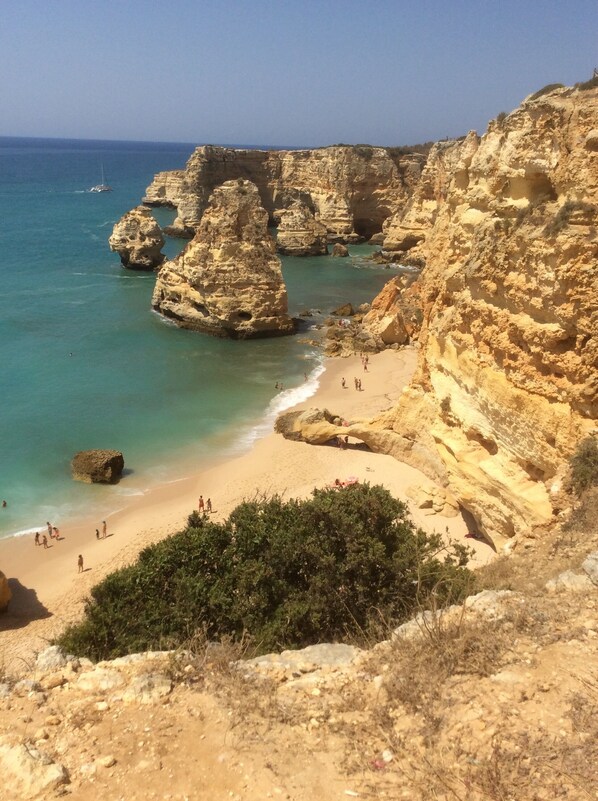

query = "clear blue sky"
1;0;596;147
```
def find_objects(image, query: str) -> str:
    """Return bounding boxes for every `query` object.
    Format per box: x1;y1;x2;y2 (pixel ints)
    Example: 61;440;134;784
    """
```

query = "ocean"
0;137;398;539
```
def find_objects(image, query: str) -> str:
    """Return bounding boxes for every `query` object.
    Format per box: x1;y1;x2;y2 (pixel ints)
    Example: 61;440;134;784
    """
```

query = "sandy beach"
0;348;493;671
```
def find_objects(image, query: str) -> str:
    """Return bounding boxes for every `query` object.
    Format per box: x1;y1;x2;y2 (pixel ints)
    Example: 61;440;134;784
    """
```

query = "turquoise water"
0;137;398;538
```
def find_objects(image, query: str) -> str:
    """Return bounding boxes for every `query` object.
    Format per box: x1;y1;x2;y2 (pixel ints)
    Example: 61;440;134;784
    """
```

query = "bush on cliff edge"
57;484;473;661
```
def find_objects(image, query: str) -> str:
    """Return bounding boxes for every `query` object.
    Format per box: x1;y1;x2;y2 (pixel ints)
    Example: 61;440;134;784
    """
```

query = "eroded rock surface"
142;145;419;242
71;450;124;484
152;180;294;338
109;206;165;270
275;203;328;256
371;86;598;539
0;569;11;612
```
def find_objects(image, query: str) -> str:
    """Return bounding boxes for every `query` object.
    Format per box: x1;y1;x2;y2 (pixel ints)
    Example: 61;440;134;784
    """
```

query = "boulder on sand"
0;571;11;613
71;450;124;484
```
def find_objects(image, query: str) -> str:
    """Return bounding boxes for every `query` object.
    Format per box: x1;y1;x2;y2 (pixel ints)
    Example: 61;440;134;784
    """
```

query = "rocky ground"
1;492;597;800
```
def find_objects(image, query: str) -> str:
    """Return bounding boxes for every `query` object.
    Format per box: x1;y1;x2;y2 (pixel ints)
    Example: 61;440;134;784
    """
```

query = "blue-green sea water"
0;137;399;539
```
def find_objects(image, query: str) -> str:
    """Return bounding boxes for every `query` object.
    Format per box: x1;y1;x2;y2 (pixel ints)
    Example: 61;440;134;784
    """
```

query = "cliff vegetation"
57;484;472;661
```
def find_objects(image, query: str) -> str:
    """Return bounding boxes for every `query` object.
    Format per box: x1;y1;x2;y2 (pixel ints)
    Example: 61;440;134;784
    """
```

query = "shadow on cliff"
461;507;497;552
0;578;52;631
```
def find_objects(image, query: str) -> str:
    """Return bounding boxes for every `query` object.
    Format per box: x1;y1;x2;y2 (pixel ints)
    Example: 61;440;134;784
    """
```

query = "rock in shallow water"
71;449;124;484
152;179;294;339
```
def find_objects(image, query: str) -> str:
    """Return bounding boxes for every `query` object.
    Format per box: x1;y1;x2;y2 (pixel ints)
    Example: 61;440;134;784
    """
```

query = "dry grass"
381;612;511;738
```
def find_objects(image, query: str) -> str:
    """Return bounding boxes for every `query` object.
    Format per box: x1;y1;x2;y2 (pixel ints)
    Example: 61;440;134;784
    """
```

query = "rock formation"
331;243;349;257
152;180;294;338
0;570;11;612
362;85;598;541
142;145;421;242
71;450;125;484
275;203;328;256
108;206;165;270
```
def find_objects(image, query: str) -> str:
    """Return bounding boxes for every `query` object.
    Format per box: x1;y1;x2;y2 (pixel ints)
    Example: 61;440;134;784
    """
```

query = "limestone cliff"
108;206;165;270
142;145;419;244
142;170;186;208
275;202;328;256
365;85;598;541
152;180;294;338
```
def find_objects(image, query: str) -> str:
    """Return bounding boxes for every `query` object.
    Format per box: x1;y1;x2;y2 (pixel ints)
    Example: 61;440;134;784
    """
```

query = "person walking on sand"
46;521;52;539
78;554;84;573
198;495;205;513
52;527;60;540
95;529;100;540
206;498;212;513
35;531;40;546
42;534;48;549
102;520;107;538
341;377;346;389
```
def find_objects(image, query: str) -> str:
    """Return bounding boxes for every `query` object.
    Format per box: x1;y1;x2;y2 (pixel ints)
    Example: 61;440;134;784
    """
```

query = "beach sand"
0;349;494;671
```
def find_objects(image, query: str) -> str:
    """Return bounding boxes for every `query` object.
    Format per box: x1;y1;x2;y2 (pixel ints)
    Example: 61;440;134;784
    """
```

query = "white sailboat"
89;164;112;193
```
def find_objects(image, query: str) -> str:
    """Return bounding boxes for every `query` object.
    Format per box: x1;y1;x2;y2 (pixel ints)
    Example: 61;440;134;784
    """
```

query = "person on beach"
354;377;358;390
341;377;346;389
35;532;40;546
206;498;212;513
42;534;48;549
198;495;205;513
78;554;84;573
46;521;52;538
52;527;59;539
95;529;100;540
102;520;107;538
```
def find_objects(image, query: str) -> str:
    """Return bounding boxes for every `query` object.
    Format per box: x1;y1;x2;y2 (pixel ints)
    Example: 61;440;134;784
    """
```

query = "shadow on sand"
0;578;52;632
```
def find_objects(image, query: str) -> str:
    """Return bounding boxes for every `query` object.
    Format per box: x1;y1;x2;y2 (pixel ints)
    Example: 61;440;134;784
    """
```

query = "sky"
1;0;597;147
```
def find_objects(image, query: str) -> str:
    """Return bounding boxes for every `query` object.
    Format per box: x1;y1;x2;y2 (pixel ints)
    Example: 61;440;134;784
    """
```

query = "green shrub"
570;437;598;495
575;74;598;91
528;83;564;101
56;484;473;661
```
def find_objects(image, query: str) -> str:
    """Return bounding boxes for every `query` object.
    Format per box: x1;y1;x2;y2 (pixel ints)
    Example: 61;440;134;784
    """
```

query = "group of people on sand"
34;521;61;549
332;477;359;489
95;520;108;540
198;495;212;514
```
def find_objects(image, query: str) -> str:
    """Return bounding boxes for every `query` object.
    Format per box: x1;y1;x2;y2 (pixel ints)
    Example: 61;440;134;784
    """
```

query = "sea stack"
275;202;328;256
109;205;165;270
152;179;294;338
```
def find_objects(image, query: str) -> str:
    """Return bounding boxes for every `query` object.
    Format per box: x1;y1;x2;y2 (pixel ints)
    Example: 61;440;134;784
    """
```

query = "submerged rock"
152;179;294;339
71;450;124;484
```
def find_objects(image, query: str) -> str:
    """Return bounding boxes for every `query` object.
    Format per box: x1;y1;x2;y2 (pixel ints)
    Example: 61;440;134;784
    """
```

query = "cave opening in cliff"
236;311;253;321
354;217;382;240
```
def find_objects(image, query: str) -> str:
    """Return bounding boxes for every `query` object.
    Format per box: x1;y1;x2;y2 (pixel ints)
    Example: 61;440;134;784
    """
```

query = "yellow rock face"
152;180;294;338
142;145;420;242
370;86;598;540
0;570;11;613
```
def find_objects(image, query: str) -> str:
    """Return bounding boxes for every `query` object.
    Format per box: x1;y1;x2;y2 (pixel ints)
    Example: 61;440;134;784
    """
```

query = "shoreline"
1;359;327;543
0;349;494;671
